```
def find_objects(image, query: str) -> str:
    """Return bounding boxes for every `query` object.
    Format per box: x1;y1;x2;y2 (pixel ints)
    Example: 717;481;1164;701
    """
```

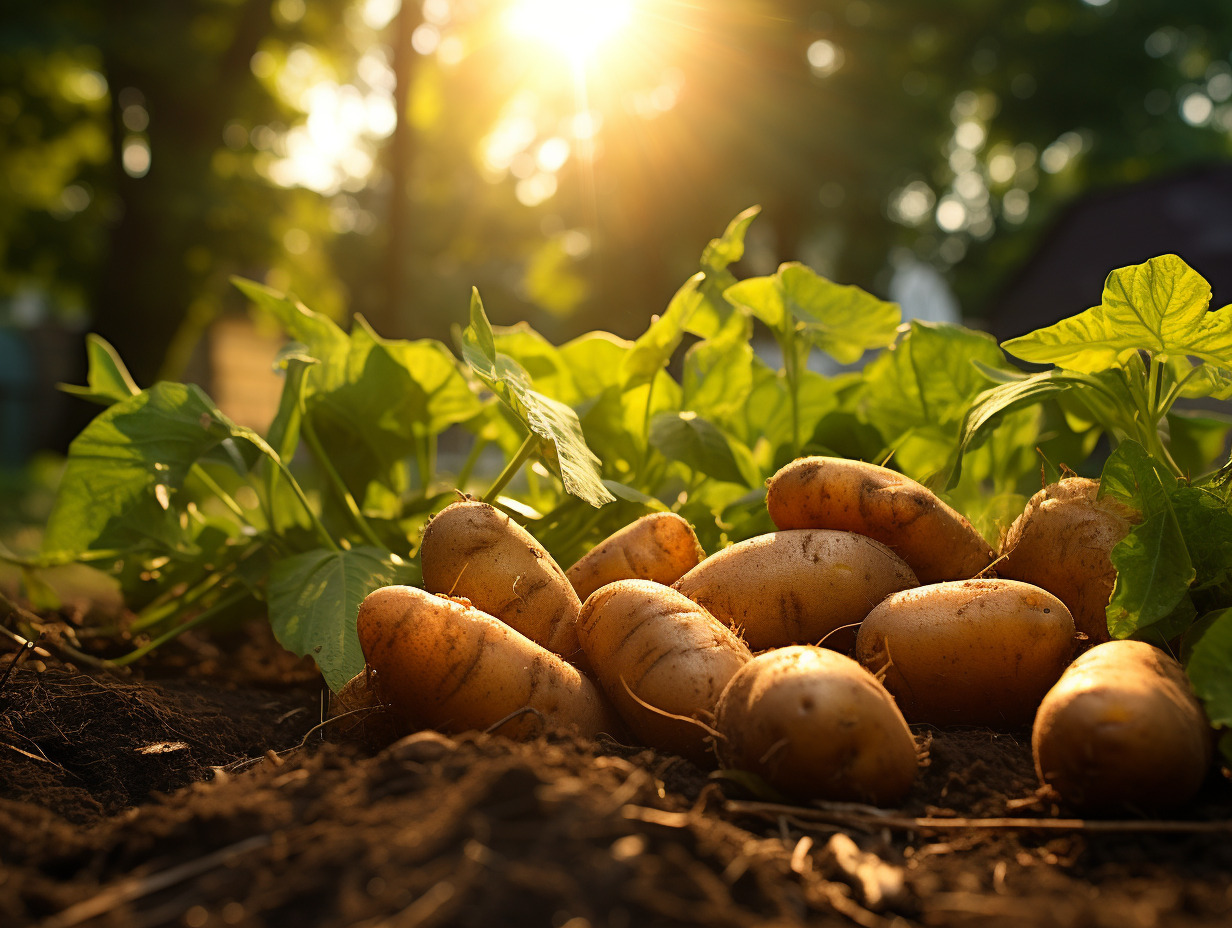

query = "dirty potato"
673;529;918;652
766;456;994;584
567;512;704;602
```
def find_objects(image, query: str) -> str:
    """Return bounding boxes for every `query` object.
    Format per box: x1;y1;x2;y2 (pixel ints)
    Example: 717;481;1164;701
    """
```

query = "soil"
2;624;1231;928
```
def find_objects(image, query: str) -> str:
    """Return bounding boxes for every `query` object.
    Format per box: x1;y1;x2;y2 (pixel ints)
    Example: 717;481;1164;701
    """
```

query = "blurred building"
987;164;1232;341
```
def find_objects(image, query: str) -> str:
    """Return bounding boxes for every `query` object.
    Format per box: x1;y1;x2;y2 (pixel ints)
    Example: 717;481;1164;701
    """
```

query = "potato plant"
11;209;1232;772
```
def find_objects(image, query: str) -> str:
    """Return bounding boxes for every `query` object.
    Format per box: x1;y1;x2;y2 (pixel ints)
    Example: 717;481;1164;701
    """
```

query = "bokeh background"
3;0;1232;464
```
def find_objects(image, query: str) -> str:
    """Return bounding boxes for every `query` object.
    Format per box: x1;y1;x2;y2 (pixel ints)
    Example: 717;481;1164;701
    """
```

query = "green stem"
111;589;251;667
300;416;383;549
132;569;225;632
482;432;538;504
455;436;488;492
634;375;658;485
189;465;250;525
278;462;339;552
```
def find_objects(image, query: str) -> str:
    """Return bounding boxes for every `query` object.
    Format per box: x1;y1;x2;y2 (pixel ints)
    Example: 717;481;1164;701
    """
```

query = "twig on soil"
0;640;34;696
725;799;1232;834
0;592;123;675
40;835;271;928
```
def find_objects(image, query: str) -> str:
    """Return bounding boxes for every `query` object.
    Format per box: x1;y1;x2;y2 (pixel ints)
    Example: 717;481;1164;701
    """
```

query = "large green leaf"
1002;255;1230;372
461;291;615;508
1100;442;1194;638
725;263;901;363
58;334;140;406
267;546;417;691
688;206;761;339
649;411;755;486
1184;607;1232;765
620;274;704;390
682;315;755;424
43;383;258;559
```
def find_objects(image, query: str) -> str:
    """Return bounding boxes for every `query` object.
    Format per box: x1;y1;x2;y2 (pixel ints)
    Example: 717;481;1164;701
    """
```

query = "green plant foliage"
29;212;1232;739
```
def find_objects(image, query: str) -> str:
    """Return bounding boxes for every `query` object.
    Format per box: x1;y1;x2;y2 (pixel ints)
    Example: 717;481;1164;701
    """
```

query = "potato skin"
672;529;918;652
1033;640;1212;811
567;512;704;603
576;579;752;765
356;585;618;740
766;456;993;584
998;478;1138;647
855;579;1075;728
420;500;583;665
327;669;405;747
715;646;918;805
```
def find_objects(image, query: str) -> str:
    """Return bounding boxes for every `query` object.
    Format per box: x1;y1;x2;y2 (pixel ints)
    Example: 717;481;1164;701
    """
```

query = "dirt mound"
2;657;1231;928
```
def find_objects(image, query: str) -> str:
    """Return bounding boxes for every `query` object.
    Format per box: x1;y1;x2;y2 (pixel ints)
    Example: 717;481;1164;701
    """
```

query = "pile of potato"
345;458;1214;812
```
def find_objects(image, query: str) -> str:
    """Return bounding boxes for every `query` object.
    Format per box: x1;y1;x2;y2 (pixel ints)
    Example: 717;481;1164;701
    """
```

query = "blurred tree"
3;0;1232;435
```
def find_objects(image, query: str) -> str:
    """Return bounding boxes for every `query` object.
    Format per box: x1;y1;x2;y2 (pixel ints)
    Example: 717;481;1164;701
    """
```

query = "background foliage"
3;0;1232;403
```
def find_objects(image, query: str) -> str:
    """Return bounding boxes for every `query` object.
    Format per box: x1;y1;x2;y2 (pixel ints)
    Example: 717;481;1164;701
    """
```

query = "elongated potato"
420;500;584;666
567;512;704;602
673;529;918;651
766;456;993;584
1033;640;1212;810
855;579;1075;727
576;579;752;764
999;478;1138;647
357;585;618;740
715;646;918;805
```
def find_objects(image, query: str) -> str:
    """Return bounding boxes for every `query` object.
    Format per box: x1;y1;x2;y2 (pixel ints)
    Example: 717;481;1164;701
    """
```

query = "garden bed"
3;625;1231;928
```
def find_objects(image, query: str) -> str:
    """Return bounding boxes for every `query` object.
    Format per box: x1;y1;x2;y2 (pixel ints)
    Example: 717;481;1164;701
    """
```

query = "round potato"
420;499;584;666
998;478;1138;647
1033;640;1212;811
673;529;918;652
327;668;404;747
855;579;1075;728
715;646;918;805
766;456;993;584
567;512;704;602
357;585;618;741
576;579;752;765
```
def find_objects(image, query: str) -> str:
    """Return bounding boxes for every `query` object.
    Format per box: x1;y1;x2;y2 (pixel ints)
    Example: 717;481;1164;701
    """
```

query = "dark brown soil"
2;630;1231;928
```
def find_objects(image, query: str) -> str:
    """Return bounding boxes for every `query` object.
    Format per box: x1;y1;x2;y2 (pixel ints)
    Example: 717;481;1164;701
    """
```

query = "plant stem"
455;436;488;492
780;327;801;456
188;465;249;525
482;432;537;504
300;416;383;549
111;589;251;667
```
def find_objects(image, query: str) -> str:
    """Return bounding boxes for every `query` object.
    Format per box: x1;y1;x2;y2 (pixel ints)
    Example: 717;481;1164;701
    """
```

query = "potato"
357;585;618;740
327;668;405;747
1033;640;1212;811
420;499;584;666
998;478;1138;647
855;579;1075;728
766;456;994;584
567;512;704;602
576;579;752;764
672;529;918;652
715;646;918;805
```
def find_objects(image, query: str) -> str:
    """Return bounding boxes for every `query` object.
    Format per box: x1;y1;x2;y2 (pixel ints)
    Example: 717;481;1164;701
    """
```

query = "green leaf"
493;323;579;404
1002;255;1225;372
233;277;349;375
1106;511;1196;638
461;291;615;508
58;334;141;406
620;274;704;390
725;264;901;363
1099;439;1177;515
1185;607;1232;763
649;412;755;486
267;546;417;691
688;206;761;340
43;383;257;560
559;331;632;398
683;315;755;424
700;205;760;273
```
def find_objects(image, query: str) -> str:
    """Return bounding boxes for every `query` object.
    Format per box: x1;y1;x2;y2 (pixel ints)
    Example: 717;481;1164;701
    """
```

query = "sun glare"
506;0;634;67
